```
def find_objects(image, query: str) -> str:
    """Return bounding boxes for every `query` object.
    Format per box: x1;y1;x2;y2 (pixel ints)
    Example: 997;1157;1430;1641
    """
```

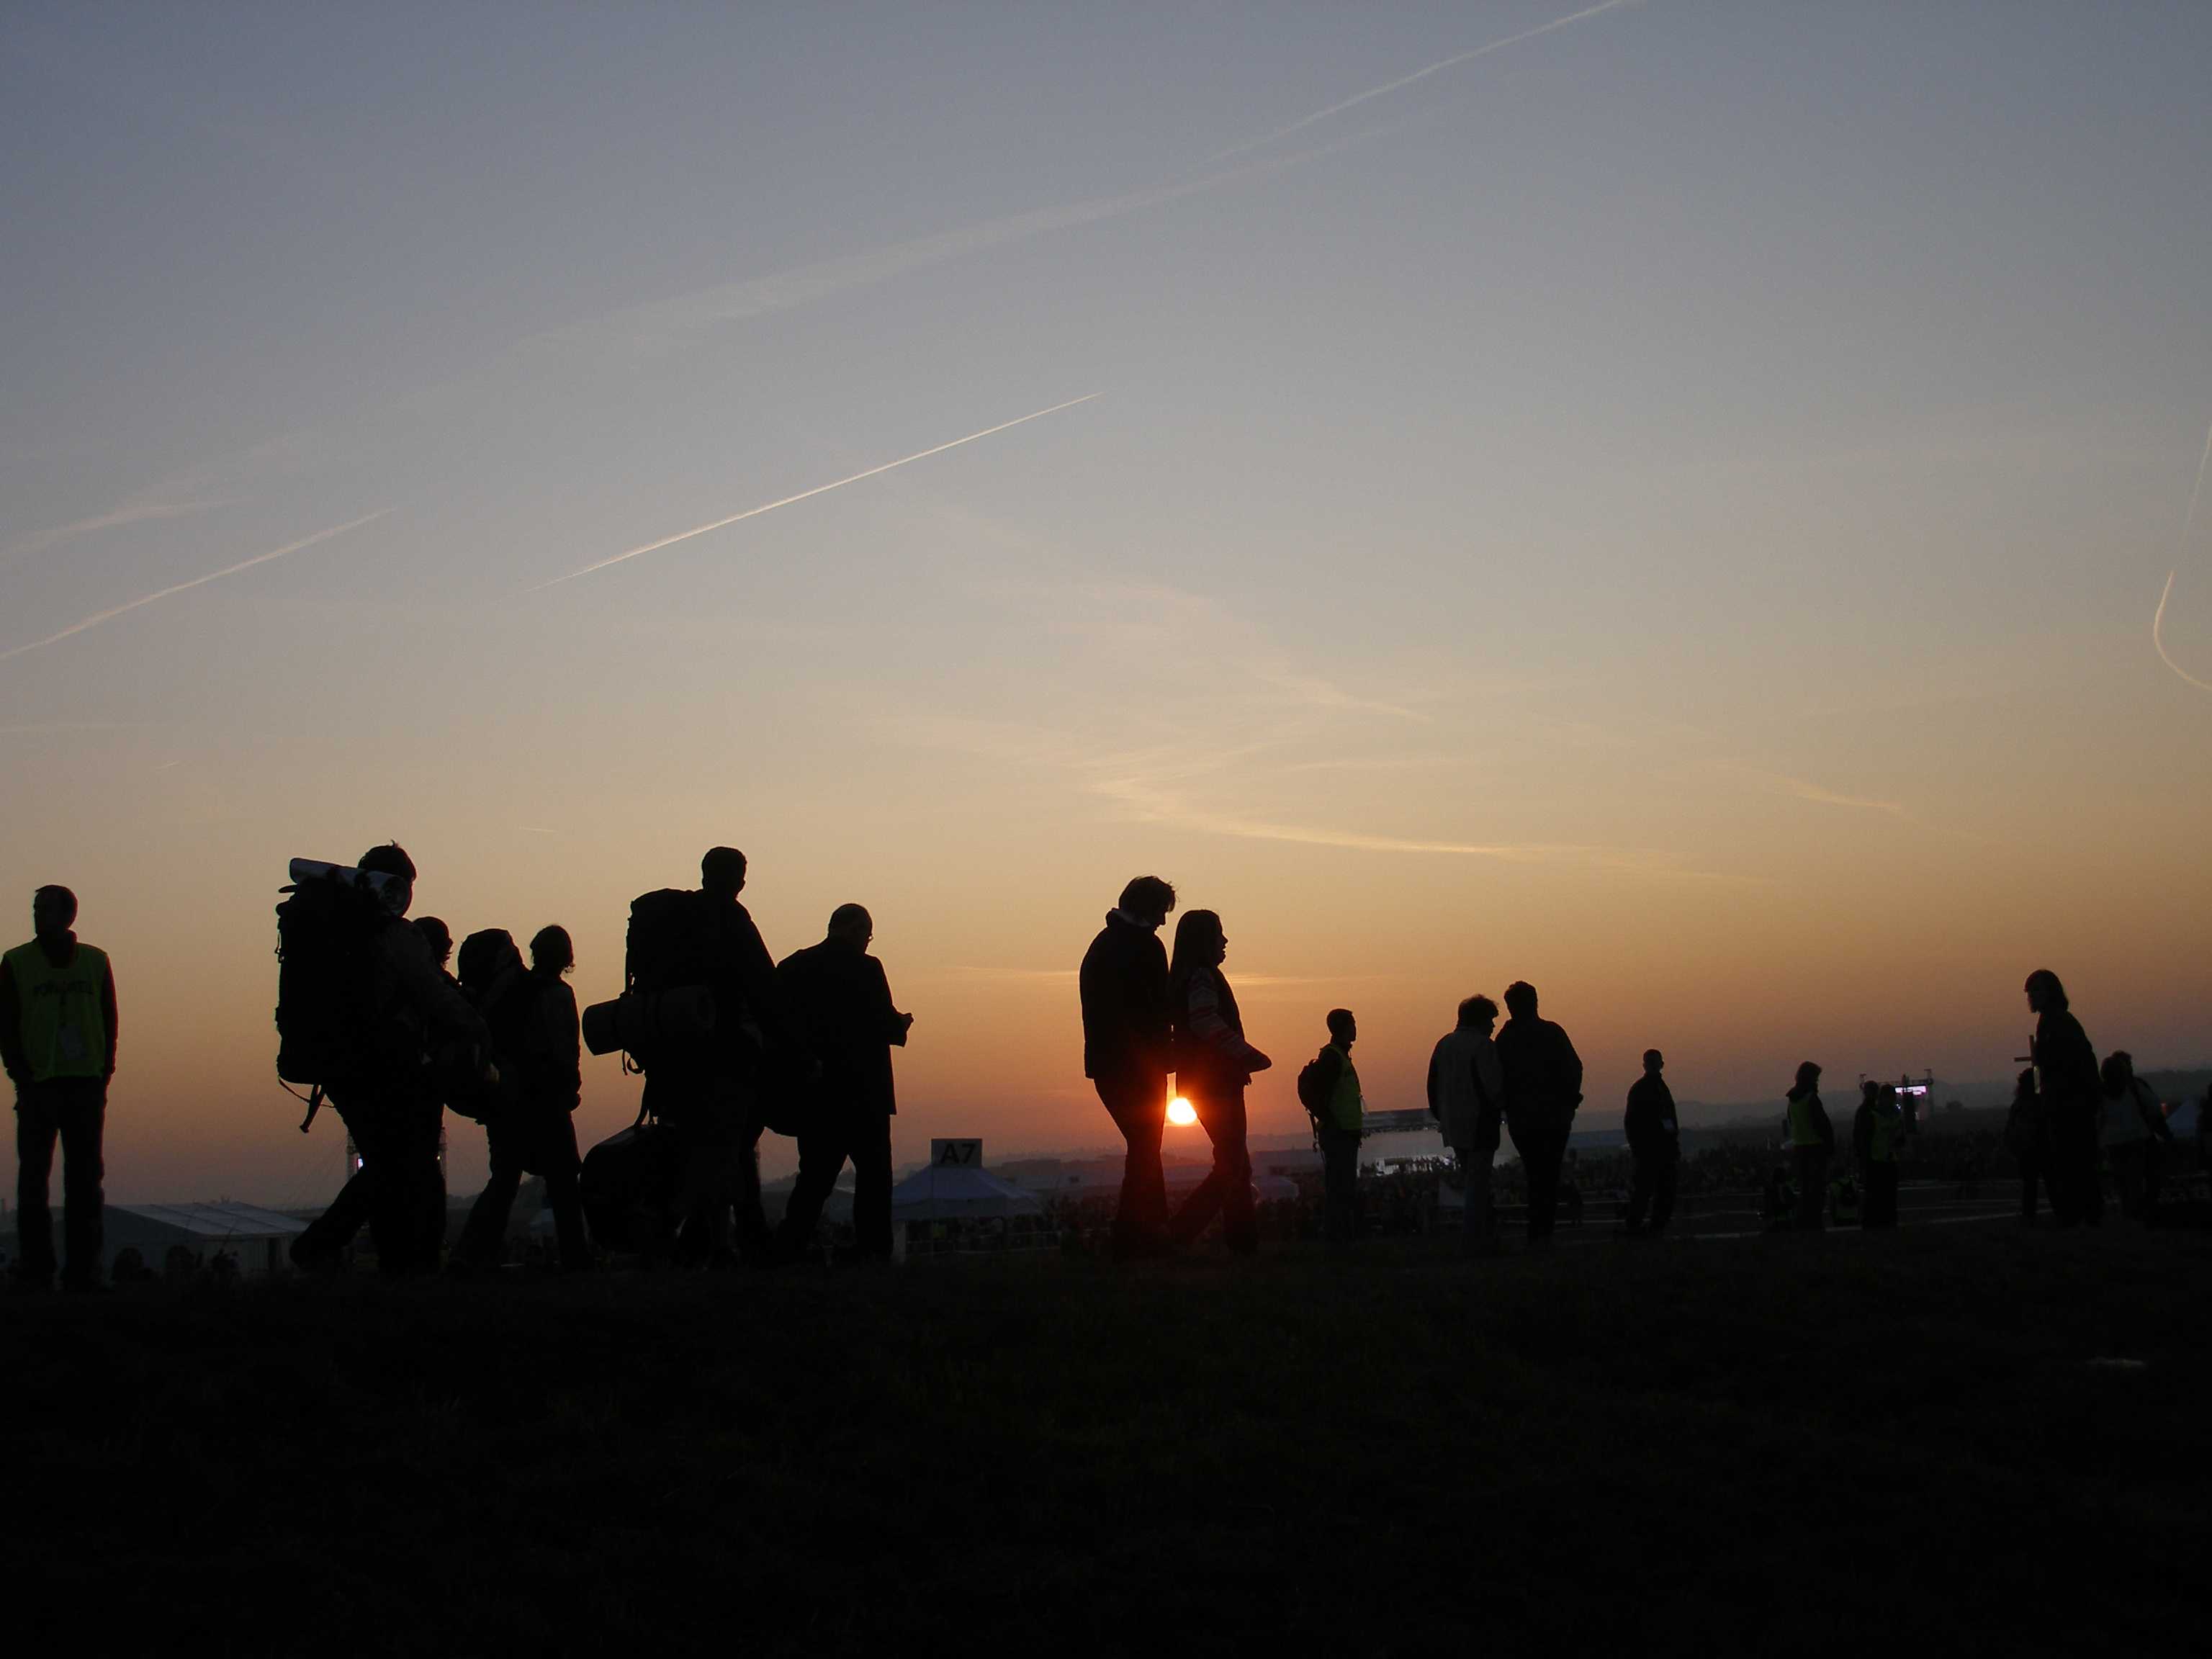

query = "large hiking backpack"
626;889;713;997
446;928;530;1123
274;861;398;1131
580;889;719;1071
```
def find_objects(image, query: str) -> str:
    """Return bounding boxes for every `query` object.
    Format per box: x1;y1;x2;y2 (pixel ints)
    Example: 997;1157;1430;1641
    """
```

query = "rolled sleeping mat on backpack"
581;986;717;1056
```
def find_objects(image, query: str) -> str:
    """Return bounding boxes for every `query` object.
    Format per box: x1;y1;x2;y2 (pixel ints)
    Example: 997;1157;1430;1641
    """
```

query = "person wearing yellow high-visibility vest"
1784;1061;1833;1231
1;885;118;1292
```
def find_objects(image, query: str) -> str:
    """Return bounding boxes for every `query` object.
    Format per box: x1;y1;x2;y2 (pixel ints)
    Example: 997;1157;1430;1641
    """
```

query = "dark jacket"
2033;1009;2098;1108
707;896;788;1052
1624;1073;1678;1159
1079;913;1169;1081
778;938;907;1115
375;917;487;1053
1496;1015;1583;1129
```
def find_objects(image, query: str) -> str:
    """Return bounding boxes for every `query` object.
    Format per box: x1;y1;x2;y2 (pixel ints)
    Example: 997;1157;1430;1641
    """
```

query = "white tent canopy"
890;1164;1043;1222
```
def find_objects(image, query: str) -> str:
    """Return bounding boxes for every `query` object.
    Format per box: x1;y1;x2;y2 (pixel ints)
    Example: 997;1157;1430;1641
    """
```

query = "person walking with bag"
1164;910;1269;1256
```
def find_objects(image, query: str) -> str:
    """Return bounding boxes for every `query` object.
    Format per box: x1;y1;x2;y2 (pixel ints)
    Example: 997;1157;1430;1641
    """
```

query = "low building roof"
109;1202;309;1238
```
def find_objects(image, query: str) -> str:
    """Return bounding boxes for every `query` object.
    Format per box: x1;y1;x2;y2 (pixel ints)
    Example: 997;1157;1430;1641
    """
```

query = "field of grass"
7;1226;2207;1655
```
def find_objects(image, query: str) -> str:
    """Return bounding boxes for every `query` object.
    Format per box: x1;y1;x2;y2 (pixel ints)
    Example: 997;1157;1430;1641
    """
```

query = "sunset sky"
5;1;2209;1206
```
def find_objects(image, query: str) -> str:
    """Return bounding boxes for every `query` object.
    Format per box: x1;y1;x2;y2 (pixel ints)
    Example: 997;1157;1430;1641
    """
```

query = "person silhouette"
1164;910;1270;1256
1428;996;1503;1253
2100;1050;2173;1222
1783;1061;1833;1231
1;885;118;1292
773;904;912;1263
1622;1048;1678;1237
1308;1010;1365;1244
2026;970;2100;1226
452;925;590;1271
291;845;488;1277
1078;876;1176;1261
1495;982;1583;1244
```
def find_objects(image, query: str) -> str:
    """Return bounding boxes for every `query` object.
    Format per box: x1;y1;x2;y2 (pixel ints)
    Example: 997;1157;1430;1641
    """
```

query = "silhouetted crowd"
2;863;2201;1289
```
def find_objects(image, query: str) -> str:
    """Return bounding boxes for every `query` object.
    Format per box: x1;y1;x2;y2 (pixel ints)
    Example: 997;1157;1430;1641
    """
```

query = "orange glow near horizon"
1166;1097;1198;1127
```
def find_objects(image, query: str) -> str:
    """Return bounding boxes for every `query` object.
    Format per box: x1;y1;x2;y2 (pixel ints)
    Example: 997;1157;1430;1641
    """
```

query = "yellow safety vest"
1868;1103;1899;1164
6;940;109;1082
1325;1044;1364;1133
1787;1091;1825;1148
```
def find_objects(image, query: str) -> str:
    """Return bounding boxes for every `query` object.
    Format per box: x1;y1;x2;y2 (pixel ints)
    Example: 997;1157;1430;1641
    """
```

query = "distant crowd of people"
1;865;2198;1290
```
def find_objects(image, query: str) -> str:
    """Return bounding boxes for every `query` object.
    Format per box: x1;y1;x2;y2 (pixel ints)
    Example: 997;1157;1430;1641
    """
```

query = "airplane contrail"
0;511;390;664
1206;0;1639;165
2153;418;2212;696
534;394;1101;589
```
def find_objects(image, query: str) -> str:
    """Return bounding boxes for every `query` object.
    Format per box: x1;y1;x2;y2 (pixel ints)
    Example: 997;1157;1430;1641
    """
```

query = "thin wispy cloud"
0;512;390;665
3;499;232;564
2152;418;2212;696
532;395;1100;590
0;721;161;736
1777;777;1909;817
1205;0;1640;165
521;129;1381;362
888;713;1714;877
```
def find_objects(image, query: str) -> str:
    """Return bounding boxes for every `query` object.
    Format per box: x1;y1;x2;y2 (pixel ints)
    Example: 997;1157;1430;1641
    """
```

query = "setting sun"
1165;1097;1198;1128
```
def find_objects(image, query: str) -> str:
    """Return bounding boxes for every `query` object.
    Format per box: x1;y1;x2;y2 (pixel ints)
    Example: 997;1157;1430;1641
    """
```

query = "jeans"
1861;1161;1899;1228
1626;1151;1676;1233
1793;1146;1830;1230
14;1076;106;1287
2108;1141;2160;1222
1509;1112;1570;1241
457;1109;589;1269
1454;1138;1496;1246
778;1097;895;1259
1095;1071;1168;1259
2050;1100;2103;1227
1320;1125;1361;1244
1169;1081;1256;1255
292;1073;446;1277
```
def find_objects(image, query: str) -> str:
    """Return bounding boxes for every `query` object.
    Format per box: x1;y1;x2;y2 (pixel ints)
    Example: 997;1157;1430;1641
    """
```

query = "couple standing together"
1079;876;1269;1260
1426;984;1586;1249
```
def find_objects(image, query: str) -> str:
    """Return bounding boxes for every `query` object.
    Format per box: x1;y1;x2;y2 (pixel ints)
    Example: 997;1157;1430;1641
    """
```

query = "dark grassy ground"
7;1226;2207;1657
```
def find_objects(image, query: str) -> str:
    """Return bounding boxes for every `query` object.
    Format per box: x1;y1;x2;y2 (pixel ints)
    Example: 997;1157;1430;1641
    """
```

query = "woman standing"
1166;910;1271;1255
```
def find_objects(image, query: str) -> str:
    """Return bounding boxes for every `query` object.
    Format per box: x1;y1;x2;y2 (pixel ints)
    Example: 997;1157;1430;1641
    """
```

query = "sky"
4;1;2210;1207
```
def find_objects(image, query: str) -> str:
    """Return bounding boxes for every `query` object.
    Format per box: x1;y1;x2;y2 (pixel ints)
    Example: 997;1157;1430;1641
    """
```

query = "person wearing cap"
1;885;118;1292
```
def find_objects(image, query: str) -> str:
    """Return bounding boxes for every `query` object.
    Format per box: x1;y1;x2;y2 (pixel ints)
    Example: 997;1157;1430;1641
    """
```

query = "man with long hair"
1165;909;1270;1256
